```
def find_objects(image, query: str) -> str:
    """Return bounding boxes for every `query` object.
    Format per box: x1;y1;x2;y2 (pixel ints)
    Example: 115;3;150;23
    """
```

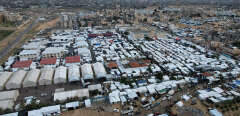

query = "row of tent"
0;62;107;90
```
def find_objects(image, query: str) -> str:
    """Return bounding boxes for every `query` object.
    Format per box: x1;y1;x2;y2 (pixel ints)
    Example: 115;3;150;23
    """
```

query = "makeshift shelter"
85;99;91;107
155;84;166;94
68;65;80;82
136;86;148;93
109;90;121;104
39;68;54;85
88;84;102;92
126;89;138;100
6;70;27;89
54;66;67;84
0;72;13;90
23;69;40;87
209;109;223;116
41;105;61;116
182;94;190;101
65;101;79;110
147;84;157;94
176;101;183;107
168;90;175;95
28;110;43;116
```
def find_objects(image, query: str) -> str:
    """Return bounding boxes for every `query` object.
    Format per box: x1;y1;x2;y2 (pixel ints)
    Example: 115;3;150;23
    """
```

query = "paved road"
0;17;39;59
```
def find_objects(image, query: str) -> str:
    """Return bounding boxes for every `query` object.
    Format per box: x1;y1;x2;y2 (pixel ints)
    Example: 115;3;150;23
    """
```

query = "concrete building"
42;47;66;58
19;50;40;61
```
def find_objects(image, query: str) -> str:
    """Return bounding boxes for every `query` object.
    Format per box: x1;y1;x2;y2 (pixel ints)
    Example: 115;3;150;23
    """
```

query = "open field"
0;18;38;64
36;17;60;31
0;22;17;27
0;30;14;41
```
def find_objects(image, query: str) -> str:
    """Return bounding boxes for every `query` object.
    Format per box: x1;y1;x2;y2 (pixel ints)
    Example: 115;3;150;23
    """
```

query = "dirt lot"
61;108;120;116
36;17;60;31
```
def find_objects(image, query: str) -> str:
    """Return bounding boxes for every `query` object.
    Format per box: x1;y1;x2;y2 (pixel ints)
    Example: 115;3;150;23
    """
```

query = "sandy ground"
36;17;60;31
61;108;120;116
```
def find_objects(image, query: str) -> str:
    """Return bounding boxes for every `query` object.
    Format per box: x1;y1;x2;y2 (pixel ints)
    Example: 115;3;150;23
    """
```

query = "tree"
143;18;147;22
219;74;224;82
156;73;163;80
3;108;12;114
0;108;3;115
170;76;176;80
124;31;129;35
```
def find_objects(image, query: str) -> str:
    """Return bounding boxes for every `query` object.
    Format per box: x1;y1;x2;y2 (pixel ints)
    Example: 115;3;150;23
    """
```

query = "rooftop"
12;60;32;68
40;57;57;65
65;56;81;63
108;61;118;69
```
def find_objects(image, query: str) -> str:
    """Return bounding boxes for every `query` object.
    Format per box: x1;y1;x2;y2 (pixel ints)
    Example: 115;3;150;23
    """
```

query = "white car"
113;108;119;112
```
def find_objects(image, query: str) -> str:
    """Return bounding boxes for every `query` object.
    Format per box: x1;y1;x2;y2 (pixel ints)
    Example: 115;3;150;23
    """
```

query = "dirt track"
61;108;120;116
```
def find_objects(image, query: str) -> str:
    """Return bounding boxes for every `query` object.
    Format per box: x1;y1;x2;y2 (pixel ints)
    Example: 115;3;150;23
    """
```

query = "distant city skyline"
0;0;239;8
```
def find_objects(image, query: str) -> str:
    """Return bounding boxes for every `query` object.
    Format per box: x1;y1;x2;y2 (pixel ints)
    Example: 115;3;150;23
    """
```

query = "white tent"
212;87;224;94
0;72;13;90
28;110;43;116
23;69;40;87
0;90;19;110
78;48;91;57
109;90;121;104
182;94;190;101
0;90;19;101
81;63;93;80
68;65;80;82
41;105;61;116
65;101;79;109
136;86;148;93
88;84;102;91
176;101;183;107
92;62;107;79
168;90;175;95
84;99;91;107
155;84;166;94
209;109;223;116
0;100;15;110
54;89;89;101
126;89;138;99
39;68;54;85
6;70;27;89
54;66;67;84
147;84;157;94
74;41;89;48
